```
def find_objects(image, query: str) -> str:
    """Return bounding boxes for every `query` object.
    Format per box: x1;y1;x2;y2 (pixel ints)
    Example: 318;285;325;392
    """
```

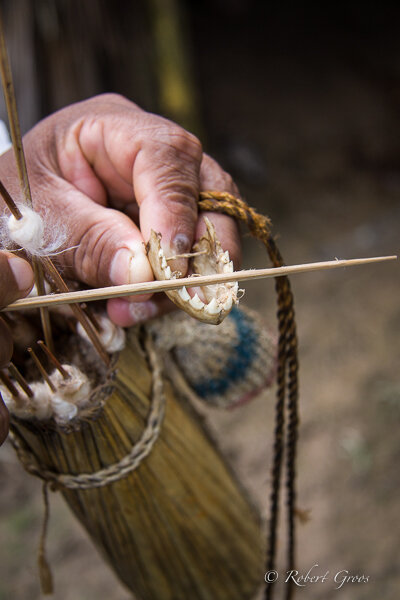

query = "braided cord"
198;191;299;600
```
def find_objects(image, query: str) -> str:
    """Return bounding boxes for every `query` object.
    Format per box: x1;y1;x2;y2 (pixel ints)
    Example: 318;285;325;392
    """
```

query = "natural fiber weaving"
149;307;277;409
9;325;265;600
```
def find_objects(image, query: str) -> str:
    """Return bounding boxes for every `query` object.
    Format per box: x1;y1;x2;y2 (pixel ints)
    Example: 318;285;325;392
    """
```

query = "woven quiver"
10;326;264;600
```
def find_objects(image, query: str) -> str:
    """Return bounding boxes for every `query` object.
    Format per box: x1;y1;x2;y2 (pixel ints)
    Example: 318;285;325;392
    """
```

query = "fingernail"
171;233;191;255
129;301;159;324
110;248;134;286
166;233;192;275
8;256;34;293
110;246;152;286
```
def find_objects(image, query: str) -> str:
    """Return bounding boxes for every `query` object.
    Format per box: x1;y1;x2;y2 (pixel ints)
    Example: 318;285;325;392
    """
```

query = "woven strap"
10;334;165;490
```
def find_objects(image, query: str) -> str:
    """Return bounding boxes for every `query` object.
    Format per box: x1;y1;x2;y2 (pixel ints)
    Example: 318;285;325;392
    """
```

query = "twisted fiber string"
284;326;299;600
9;334;166;490
266;300;289;600
37;482;53;594
268;236;299;600
199;191;299;600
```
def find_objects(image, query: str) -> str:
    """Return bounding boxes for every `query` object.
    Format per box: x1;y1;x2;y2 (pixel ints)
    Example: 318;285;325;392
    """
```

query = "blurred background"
0;1;399;598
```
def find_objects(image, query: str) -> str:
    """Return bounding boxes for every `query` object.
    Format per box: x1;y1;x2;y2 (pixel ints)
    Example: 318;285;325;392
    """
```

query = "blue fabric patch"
193;307;258;398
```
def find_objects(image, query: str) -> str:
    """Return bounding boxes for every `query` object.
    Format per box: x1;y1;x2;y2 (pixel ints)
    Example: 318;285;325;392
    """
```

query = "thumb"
45;184;154;296
0;252;34;309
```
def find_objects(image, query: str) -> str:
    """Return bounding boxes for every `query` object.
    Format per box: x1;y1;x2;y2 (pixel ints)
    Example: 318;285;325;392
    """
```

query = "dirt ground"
0;3;399;599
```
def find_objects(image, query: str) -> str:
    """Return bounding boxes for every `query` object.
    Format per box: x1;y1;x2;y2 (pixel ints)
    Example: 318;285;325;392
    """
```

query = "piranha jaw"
146;218;239;324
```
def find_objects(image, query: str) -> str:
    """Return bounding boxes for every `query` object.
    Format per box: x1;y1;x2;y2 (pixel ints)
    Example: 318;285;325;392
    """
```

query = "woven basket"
11;328;264;600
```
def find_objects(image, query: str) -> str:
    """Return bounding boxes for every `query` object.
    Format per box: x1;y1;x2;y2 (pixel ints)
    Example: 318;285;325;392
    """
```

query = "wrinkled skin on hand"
0;94;241;327
0;94;242;444
0;252;34;445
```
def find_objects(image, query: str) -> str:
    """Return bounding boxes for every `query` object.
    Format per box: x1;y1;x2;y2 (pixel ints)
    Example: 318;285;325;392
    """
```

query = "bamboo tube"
11;330;263;600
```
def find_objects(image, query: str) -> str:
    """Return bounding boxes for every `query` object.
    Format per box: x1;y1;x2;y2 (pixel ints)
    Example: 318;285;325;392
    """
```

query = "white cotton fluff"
7;205;45;253
77;315;126;353
2;203;67;256
0;385;20;415
0;365;92;424
49;365;90;424
51;397;78;424
0;383;34;419
50;365;92;409
1;381;53;420
8;399;33;420
0;382;33;419
28;382;53;420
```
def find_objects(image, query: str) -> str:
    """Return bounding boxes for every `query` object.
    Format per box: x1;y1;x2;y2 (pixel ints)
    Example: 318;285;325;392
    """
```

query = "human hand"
0;252;34;445
0;94;241;326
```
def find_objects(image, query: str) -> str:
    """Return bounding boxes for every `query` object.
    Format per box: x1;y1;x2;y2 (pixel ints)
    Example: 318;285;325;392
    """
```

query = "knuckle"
73;219;112;285
155;162;198;193
88;92;130;107
157;125;203;162
175;131;203;161
147;159;200;210
163;190;198;219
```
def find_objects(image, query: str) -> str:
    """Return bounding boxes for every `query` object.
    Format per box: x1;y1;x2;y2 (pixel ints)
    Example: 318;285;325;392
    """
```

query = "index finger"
134;126;203;275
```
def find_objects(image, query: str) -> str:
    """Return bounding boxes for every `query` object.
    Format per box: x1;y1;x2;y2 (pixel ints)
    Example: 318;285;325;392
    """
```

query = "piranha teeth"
147;225;240;324
223;296;233;311
205;297;220;315
189;293;205;310
220;250;230;264
178;286;191;302
223;261;233;273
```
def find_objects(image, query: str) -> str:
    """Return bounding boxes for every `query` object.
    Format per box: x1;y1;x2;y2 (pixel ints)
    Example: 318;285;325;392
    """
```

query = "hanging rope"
198;191;299;600
37;482;53;595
